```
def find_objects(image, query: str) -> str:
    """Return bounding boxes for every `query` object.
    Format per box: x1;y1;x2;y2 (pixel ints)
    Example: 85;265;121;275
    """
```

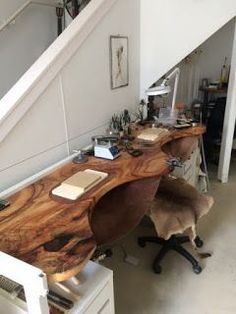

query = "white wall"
0;0;140;193
198;18;235;83
144;15;235;108
218;21;236;182
140;0;236;97
0;0;57;99
0;0;26;19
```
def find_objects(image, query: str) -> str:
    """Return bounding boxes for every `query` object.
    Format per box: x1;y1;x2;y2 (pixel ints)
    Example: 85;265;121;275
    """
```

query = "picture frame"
110;35;129;89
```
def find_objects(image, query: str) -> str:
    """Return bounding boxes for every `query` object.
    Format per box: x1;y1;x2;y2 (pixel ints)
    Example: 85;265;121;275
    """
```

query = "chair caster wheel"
195;237;204;248
138;239;146;248
153;264;162;274
193;265;202;274
105;249;113;258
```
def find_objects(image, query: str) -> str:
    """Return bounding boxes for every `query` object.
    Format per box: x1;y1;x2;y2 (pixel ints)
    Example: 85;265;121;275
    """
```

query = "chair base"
138;235;203;275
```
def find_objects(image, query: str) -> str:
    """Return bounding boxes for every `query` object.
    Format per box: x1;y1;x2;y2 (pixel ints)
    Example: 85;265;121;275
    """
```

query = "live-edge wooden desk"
0;126;205;282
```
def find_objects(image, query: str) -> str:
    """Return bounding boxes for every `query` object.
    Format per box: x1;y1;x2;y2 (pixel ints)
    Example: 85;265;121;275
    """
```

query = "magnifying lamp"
146;85;171;97
146;67;180;111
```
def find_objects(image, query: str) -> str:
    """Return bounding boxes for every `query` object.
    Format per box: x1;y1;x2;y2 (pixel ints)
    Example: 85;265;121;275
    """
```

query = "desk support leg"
200;135;210;190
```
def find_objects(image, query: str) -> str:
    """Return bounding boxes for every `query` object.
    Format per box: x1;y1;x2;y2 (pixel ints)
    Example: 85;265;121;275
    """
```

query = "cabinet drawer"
81;280;114;314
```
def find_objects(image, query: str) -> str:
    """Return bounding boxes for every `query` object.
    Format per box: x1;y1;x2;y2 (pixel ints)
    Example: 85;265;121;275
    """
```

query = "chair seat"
149;176;214;243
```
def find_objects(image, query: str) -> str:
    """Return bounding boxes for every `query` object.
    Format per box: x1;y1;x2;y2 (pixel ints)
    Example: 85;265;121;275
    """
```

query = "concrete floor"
102;162;236;314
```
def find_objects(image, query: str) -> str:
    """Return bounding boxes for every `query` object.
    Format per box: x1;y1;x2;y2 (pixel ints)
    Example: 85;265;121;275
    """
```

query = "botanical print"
110;36;128;89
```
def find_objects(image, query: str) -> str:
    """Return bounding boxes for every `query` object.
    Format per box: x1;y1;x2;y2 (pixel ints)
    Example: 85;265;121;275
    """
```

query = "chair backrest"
150;176;214;240
162;136;199;161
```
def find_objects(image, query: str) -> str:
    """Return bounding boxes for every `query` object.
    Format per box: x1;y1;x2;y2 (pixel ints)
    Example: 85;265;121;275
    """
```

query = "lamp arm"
161;68;180;110
166;67;180;81
160;68;180;86
146;67;180;112
171;68;180;110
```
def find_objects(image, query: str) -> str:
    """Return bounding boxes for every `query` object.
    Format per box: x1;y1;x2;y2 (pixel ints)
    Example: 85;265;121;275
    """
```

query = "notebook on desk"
52;169;108;201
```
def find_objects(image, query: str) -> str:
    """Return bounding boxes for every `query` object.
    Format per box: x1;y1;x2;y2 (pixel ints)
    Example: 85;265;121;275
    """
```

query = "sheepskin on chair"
149;176;214;249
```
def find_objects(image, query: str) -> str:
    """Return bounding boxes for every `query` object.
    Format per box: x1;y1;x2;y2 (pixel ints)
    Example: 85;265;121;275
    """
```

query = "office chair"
138;176;213;274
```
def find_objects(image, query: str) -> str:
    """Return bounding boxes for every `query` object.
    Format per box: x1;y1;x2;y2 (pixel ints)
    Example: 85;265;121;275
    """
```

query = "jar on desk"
192;103;202;123
202;78;208;88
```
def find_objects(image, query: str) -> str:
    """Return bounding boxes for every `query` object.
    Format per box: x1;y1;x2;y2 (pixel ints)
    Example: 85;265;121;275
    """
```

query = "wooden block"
63;171;101;190
52;169;108;200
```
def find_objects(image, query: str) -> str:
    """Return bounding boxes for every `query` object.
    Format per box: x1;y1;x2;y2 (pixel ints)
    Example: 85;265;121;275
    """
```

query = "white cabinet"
71;261;114;314
80;280;114;314
0;261;114;314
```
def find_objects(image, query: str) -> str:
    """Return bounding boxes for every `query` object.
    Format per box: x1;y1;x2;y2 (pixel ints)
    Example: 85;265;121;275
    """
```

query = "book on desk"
52;169;108;201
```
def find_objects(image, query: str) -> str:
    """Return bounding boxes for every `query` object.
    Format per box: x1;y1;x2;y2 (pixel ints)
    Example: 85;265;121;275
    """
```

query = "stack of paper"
52;169;108;200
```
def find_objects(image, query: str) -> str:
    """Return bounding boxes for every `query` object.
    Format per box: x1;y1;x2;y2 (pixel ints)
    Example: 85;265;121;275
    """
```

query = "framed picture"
110;35;129;89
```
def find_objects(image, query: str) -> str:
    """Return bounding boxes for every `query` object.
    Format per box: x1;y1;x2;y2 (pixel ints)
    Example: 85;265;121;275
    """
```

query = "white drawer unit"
172;146;201;187
79;280;114;314
0;255;114;314
70;261;114;314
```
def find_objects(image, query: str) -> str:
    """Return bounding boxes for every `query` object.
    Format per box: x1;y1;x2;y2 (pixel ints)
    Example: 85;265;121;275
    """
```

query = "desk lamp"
146;67;180;111
146;68;210;190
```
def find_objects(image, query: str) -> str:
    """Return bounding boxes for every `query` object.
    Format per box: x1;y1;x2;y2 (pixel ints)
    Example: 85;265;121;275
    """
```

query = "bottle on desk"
220;57;230;88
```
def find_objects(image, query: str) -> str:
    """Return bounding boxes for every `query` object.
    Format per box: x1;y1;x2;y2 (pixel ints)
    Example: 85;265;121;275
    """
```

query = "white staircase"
0;0;236;193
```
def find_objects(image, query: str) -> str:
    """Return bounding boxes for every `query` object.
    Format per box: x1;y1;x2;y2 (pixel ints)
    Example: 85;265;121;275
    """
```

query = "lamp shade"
146;85;171;96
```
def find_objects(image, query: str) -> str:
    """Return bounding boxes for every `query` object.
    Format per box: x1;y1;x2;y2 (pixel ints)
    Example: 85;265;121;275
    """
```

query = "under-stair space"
145;17;236;183
0;0;235;194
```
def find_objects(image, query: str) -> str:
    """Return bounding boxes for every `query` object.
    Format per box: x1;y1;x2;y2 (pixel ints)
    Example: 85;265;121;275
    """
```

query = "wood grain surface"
0;126;205;282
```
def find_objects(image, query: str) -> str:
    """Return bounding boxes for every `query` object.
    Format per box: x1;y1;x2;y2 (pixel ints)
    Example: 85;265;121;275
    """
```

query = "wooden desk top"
0;126;205;282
